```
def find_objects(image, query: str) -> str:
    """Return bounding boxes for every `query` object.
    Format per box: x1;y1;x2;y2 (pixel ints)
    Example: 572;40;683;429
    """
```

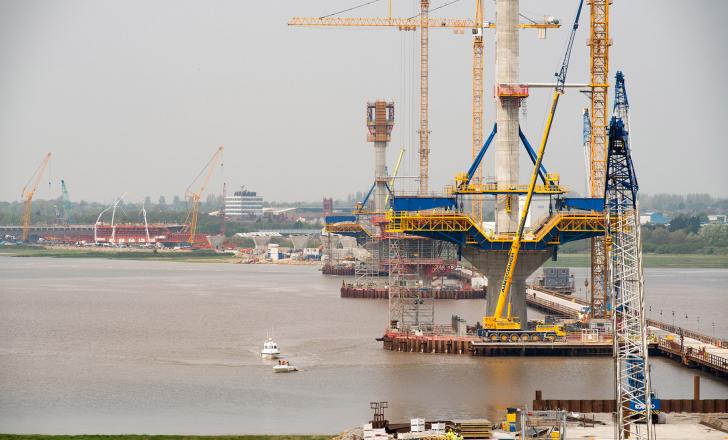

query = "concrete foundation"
462;247;550;323
290;234;310;250
252;236;271;253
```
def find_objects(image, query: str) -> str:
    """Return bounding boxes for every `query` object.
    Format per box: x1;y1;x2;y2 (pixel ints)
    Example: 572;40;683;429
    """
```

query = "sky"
1;0;727;205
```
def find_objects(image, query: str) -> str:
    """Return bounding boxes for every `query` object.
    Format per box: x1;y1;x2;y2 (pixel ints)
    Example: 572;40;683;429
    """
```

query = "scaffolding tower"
388;236;435;332
355;237;385;286
387;237;457;331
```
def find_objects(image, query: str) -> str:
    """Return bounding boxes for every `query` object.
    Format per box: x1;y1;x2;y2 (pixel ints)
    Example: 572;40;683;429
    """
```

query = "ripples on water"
0;256;726;434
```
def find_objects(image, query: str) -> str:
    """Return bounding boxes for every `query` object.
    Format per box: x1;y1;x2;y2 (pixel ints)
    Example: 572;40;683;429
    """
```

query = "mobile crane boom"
485;0;584;331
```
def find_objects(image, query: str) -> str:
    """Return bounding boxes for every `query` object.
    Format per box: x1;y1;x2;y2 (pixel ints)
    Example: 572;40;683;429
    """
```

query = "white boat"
273;360;298;373
260;337;280;359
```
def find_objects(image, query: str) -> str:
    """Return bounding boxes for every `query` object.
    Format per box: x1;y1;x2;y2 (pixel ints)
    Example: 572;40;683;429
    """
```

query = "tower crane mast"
589;0;612;319
419;0;430;194
185;146;224;245
471;0;484;224
21;153;52;242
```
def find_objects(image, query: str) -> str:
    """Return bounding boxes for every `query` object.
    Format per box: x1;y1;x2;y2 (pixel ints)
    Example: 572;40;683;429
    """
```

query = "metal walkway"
385;210;605;251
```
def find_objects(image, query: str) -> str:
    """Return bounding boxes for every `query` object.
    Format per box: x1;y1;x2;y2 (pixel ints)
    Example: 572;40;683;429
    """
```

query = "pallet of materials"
455;419;492;439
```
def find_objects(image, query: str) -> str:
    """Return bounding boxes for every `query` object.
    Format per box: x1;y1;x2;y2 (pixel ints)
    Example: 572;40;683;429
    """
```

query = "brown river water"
0;256;726;434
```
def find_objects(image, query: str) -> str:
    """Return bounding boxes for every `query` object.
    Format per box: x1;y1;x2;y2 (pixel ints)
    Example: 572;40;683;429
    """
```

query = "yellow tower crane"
21;153;52;242
471;0;484;224
588;0;611;319
289;2;558;197
185;145;224;245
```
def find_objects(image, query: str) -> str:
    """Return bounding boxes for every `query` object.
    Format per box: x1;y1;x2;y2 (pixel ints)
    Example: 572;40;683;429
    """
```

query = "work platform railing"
658;337;728;376
647;319;726;349
324;222;372;237
385;209;605;250
446;182;567;195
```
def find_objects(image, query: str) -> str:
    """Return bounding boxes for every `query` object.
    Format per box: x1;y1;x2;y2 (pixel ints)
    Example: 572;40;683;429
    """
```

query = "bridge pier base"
462;248;551;324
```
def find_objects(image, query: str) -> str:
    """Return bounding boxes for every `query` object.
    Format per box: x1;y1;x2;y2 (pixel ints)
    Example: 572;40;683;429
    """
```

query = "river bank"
0;436;332;440
2;246;727;268
545;252;728;268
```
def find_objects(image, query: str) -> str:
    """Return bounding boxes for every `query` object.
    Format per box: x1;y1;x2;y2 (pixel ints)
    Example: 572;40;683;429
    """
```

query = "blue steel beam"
518;128;548;183
465;123;497;185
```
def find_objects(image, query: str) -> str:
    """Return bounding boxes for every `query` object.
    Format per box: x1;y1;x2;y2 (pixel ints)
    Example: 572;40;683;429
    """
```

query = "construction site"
2;0;726;438
294;0;727;438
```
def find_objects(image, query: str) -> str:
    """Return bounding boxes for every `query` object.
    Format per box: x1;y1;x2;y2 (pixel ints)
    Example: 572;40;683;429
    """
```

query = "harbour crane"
289;1;558;195
184;145;224;245
606;71;656;440
61;179;73;224
479;0;585;342
20;153;52;242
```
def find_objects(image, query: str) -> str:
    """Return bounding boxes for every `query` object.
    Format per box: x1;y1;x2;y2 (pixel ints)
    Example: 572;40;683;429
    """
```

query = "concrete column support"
374;141;387;212
463;248;551;323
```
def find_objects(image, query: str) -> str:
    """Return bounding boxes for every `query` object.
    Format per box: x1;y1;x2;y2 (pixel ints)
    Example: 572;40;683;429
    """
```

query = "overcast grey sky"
1;0;727;204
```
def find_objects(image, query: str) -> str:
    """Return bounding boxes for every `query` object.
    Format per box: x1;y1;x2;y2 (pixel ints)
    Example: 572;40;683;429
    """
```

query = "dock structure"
380;286;728;379
533;382;728;414
340;283;486;300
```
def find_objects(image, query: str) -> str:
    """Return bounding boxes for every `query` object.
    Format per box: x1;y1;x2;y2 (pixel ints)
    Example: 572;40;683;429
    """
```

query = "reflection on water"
0;257;726;434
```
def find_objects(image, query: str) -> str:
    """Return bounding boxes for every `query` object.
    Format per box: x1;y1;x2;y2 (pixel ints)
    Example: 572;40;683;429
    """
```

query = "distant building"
640;212;668;225
322;198;333;217
707;214;727;224
225;187;263;219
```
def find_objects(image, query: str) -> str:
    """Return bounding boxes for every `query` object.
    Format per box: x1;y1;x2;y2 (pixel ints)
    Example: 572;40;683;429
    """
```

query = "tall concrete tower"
367;101;395;212
463;0;549;323
494;0;521;234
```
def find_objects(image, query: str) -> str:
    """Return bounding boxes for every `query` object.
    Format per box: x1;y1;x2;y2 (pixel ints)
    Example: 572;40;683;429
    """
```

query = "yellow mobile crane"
480;0;585;343
21;153;52;242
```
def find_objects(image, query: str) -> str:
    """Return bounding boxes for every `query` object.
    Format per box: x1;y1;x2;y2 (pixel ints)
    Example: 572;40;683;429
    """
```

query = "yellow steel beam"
449;183;567;195
386;211;605;243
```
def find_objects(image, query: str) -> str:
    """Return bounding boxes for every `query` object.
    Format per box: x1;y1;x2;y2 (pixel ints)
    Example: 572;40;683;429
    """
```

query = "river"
0;256;726;434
